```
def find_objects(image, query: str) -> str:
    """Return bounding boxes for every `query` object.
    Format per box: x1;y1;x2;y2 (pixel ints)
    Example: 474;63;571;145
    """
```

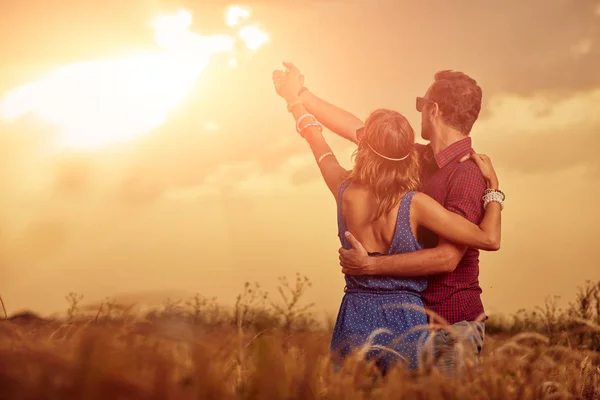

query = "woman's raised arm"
273;68;348;201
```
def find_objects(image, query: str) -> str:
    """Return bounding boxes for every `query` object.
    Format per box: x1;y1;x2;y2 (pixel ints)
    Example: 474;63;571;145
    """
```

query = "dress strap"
336;179;351;247
388;191;418;253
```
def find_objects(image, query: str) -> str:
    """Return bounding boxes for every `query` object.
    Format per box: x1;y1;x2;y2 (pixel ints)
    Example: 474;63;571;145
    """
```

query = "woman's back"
337;180;427;293
333;180;430;372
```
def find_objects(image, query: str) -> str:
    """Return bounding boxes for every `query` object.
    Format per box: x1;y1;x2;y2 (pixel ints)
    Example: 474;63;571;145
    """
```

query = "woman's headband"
357;126;411;161
365;142;410;161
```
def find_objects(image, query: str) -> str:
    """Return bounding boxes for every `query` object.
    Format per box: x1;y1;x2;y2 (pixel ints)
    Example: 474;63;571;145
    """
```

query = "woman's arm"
286;99;349;201
412;191;501;251
412;153;503;251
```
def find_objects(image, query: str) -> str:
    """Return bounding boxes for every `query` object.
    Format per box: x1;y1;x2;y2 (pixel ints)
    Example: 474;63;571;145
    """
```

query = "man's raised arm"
299;90;363;143
283;62;363;143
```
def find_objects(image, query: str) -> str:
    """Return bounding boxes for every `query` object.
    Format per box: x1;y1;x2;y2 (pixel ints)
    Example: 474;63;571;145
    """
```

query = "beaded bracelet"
481;192;504;207
485;188;505;201
299;122;323;138
483;191;504;210
483;198;504;211
296;113;316;133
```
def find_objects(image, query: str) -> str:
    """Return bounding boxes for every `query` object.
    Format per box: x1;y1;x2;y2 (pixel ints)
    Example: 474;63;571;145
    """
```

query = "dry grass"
0;276;599;400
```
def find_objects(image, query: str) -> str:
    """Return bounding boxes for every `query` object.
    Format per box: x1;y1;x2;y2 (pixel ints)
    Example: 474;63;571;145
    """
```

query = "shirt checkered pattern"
415;138;487;324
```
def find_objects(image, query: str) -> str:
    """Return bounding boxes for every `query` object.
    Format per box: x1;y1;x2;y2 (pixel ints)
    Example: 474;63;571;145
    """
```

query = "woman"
272;70;503;373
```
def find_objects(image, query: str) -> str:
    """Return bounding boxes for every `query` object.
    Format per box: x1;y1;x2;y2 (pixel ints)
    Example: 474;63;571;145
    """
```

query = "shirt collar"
432;137;473;169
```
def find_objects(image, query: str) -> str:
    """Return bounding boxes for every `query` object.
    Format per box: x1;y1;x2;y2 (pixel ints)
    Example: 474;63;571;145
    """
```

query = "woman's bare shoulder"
341;184;374;217
341;183;371;203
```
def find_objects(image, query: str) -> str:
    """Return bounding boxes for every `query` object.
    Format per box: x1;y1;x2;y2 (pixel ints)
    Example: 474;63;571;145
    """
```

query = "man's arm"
300;90;364;144
283;62;364;143
341;234;464;276
340;160;487;276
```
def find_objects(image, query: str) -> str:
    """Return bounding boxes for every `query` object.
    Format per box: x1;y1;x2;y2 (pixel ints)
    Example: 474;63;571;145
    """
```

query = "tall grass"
1;276;599;399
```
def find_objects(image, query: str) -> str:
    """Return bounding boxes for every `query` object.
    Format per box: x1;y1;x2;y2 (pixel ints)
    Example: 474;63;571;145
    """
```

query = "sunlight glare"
239;25;269;51
0;6;268;150
226;5;250;27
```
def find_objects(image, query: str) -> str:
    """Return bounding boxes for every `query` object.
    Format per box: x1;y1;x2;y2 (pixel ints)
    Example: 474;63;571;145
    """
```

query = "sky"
0;0;599;318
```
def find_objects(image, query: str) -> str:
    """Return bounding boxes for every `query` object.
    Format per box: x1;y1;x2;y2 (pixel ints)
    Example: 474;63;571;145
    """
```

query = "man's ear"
431;102;440;118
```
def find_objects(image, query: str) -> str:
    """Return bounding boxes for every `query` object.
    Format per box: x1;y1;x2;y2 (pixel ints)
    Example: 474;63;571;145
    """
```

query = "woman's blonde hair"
348;109;421;220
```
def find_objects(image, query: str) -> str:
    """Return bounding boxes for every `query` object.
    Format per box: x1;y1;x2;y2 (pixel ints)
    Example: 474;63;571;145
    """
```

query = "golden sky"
1;0;599;318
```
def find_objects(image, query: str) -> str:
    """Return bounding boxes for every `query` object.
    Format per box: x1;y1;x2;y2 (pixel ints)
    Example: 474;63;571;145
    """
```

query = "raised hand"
272;62;304;102
282;62;304;85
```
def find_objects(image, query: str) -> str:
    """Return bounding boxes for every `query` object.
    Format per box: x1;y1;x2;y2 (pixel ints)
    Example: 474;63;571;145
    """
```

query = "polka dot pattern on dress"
330;180;430;372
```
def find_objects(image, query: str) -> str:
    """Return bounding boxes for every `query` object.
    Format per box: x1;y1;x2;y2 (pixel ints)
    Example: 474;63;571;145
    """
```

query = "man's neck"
429;127;468;155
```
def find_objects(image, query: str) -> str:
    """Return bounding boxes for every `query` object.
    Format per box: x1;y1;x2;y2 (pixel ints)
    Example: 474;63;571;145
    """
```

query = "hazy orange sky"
1;0;599;318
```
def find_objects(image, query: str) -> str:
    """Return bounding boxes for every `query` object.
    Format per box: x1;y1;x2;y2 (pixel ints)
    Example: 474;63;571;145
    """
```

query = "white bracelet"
299;122;323;137
483;191;504;210
318;152;334;164
296;114;315;133
485;188;505;201
483;192;504;209
485;191;504;203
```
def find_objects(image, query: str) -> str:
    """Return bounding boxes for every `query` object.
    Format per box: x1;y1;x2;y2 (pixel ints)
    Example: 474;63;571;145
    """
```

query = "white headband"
366;143;410;161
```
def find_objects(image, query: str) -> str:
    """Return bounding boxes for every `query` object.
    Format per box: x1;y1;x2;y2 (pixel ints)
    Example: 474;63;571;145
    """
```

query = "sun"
0;6;269;150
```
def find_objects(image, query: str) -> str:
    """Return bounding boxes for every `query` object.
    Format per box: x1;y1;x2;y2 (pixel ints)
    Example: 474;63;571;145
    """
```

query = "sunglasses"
416;97;435;112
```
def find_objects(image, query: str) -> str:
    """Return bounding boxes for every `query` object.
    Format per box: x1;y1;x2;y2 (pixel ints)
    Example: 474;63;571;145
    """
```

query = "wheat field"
1;276;599;400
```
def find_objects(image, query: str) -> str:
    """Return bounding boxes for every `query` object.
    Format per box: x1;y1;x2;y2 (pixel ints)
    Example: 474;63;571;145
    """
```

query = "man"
274;63;491;374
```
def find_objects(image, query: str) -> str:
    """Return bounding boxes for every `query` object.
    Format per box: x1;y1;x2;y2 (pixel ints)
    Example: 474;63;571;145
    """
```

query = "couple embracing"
272;63;503;376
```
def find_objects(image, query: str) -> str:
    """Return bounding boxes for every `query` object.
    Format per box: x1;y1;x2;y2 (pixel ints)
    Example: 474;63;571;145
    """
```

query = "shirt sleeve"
445;160;487;224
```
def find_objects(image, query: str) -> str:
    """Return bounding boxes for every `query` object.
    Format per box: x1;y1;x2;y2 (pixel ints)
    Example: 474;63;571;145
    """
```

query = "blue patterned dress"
330;180;430;372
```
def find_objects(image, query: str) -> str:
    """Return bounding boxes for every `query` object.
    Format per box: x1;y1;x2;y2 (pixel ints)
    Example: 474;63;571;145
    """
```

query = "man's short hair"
428;70;482;135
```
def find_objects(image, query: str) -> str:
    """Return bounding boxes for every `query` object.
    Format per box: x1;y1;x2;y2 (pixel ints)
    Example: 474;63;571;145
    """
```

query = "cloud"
19;219;70;257
52;156;96;196
479;88;600;135
115;174;165;206
571;39;593;58
163;149;334;200
475;87;600;174
3;0;600;200
189;86;600;191
289;164;321;186
398;0;600;96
